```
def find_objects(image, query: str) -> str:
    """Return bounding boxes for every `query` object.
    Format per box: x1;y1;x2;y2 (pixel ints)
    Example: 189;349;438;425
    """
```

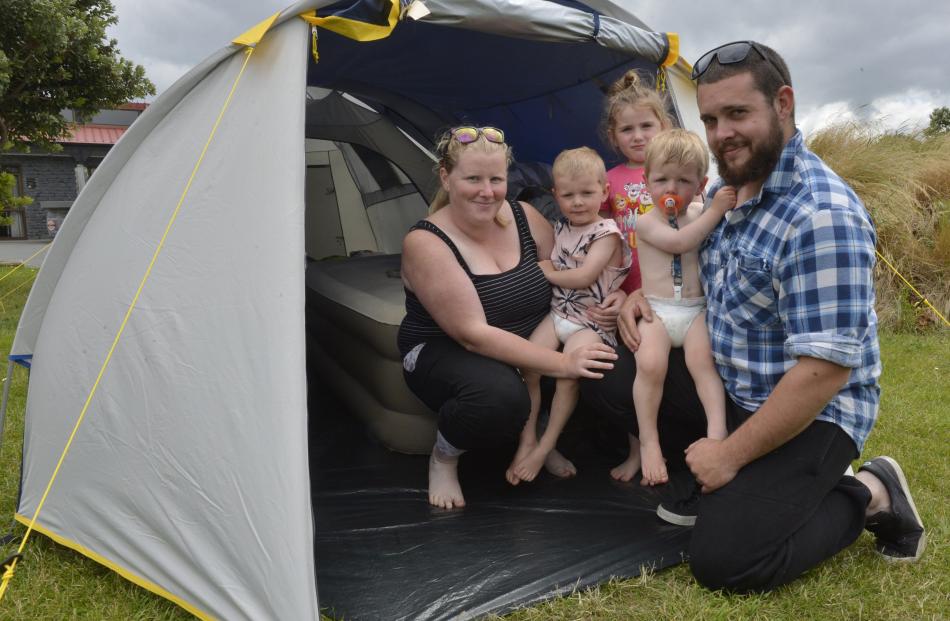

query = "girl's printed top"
550;218;631;346
604;164;653;293
398;201;552;357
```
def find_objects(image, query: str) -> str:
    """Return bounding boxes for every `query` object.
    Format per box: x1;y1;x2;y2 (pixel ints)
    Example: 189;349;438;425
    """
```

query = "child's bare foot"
506;436;538;485
610;435;641;482
429;451;465;509
512;445;548;482
610;452;642;482
639;441;668;486
544;449;577;478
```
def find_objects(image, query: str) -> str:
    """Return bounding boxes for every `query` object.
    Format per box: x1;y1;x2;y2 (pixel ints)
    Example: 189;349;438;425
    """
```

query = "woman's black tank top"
397;201;551;357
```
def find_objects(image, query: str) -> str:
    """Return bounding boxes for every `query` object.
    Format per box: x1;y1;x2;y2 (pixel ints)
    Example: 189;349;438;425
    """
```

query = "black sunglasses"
691;40;787;82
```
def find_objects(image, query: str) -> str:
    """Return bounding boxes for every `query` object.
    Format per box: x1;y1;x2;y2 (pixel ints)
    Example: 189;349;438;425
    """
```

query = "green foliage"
0;0;155;153
925;106;950;137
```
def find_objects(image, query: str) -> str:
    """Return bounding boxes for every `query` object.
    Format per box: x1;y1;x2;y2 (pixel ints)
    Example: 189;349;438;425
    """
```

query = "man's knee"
689;530;776;594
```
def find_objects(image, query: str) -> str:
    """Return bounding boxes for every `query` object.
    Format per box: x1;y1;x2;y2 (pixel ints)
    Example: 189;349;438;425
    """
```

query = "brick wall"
1;144;111;239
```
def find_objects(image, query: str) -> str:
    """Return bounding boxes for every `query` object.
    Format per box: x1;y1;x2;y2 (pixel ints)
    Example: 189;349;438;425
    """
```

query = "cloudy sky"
108;0;950;136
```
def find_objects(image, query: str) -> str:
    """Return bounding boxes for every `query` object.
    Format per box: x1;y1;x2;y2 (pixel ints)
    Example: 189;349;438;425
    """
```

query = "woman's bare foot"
429;450;465;509
610;435;641;482
639;441;668;486
506;435;538;485
544;448;577;478
512;445;549;482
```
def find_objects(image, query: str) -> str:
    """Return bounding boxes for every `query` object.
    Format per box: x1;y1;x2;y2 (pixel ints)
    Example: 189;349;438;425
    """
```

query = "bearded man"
583;41;925;592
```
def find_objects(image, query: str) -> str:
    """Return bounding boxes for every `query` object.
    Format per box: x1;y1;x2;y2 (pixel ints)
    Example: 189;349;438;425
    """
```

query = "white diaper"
646;296;707;347
551;312;587;344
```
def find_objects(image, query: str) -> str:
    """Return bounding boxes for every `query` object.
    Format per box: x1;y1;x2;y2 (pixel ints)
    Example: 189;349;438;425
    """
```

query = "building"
0;103;147;240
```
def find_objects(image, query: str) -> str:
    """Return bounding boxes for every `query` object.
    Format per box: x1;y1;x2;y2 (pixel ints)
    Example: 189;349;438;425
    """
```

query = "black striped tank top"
397;201;552;357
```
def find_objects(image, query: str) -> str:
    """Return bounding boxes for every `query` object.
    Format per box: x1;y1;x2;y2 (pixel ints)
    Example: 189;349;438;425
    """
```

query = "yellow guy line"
876;249;949;327
0;45;257;602
0;273;37;313
0;243;51;286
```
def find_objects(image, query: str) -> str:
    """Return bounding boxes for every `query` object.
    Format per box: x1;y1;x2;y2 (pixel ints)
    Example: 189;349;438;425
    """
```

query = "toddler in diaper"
506;147;631;485
627;129;737;486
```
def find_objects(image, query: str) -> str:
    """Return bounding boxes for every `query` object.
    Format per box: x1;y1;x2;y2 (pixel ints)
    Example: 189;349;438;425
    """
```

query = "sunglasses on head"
450;126;506;145
691;40;786;82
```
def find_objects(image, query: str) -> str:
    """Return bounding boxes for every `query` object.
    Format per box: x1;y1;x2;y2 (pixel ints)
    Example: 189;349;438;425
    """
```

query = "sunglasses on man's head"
690;40;787;82
450;126;506;145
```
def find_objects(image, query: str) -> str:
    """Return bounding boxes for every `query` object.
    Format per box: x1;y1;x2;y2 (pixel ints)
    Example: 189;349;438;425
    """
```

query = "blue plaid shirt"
701;130;881;452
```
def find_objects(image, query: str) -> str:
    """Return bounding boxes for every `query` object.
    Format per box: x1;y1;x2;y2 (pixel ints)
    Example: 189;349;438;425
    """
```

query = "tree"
0;0;155;153
925;106;950;137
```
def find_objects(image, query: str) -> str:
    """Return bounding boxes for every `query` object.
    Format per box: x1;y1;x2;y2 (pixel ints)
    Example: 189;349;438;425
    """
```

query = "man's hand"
685;437;741;493
617;289;653;351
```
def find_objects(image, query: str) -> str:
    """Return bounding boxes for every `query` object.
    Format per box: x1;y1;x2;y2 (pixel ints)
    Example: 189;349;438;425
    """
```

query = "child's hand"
537;259;555;277
710;186;737;214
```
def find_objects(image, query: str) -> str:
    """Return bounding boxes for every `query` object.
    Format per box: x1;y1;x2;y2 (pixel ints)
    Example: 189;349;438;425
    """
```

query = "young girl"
599;70;676;482
506;147;631;485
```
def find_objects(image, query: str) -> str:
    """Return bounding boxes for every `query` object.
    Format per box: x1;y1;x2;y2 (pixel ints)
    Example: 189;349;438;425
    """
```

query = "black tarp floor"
307;377;696;621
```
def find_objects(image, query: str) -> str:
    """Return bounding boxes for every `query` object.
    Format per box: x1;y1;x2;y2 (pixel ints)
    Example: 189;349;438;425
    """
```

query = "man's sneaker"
859;456;926;562
657;484;700;526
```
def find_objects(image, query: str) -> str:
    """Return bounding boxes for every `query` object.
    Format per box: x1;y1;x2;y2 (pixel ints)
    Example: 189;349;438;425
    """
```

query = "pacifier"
659;193;684;216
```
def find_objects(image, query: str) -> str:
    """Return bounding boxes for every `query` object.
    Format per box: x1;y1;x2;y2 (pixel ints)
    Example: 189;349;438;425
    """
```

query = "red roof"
119;102;149;111
61;124;127;145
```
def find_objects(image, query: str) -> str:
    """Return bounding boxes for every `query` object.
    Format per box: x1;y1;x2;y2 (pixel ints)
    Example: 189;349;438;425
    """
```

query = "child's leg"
682;311;728;440
506;314;559;485
512;328;602;482
633;317;672;485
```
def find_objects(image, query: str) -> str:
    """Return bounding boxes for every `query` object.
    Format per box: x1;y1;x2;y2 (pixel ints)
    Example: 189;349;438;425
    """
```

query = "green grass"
0;266;946;620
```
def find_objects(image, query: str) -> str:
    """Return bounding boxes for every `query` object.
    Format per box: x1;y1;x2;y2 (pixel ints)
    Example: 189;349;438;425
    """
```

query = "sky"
108;0;950;136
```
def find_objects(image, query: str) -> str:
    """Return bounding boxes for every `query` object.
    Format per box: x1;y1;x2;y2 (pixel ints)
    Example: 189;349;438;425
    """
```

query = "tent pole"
0;360;14;452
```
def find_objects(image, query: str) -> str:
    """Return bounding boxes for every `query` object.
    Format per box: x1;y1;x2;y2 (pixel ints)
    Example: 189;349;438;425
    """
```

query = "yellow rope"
875;249;949;327
0;45;257;603
0;244;51;286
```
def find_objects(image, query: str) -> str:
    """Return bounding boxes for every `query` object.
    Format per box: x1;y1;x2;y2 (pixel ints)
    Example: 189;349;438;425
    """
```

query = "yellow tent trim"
662;33;680;67
13;514;213;620
232;10;282;47
300;0;399;42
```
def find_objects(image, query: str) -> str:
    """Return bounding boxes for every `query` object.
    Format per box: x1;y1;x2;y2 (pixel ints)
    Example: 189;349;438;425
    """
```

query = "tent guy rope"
0;44;257;604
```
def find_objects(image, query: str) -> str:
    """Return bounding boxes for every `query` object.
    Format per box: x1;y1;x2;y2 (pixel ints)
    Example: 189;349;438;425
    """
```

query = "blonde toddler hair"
552;146;607;183
643;128;709;179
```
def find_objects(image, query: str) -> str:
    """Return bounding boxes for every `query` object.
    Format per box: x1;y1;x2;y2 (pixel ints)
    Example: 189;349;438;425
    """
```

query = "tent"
4;1;703;618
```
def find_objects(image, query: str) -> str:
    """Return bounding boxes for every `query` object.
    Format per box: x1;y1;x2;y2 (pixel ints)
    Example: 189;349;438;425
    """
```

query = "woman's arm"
402;229;616;378
541;235;620;290
521;201;555;260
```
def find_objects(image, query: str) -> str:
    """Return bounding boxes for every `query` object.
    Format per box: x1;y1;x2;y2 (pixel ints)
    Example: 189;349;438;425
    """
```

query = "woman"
398;126;617;509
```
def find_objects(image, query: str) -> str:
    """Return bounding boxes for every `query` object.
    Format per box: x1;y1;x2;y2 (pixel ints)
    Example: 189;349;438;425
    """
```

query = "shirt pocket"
722;254;780;329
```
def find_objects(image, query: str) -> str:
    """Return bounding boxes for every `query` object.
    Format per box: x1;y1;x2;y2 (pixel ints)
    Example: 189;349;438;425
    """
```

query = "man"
598;41;925;593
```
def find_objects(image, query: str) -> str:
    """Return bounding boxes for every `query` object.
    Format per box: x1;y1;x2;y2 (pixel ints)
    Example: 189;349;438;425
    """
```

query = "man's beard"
713;114;785;188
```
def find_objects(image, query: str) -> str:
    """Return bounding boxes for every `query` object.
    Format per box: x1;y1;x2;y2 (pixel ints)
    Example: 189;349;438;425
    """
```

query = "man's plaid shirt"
701;130;881;452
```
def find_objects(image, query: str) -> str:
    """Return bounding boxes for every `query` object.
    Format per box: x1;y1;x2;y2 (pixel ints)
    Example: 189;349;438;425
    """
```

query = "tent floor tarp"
307;374;695;620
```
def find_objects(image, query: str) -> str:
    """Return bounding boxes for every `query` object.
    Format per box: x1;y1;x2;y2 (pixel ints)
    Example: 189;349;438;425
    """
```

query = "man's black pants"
581;346;871;592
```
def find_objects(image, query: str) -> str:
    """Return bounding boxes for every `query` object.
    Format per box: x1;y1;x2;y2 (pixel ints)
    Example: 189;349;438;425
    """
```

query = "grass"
0;263;946;620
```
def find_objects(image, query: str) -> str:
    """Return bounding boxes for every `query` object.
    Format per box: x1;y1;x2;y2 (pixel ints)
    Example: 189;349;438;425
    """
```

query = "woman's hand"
617;289;653;352
587;290;625;330
561;342;617;379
